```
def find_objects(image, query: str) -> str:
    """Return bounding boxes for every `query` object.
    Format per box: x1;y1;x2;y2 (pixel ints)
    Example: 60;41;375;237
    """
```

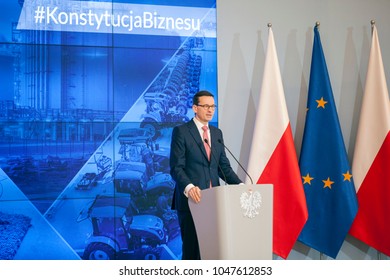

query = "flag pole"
315;21;320;29
369;19;384;261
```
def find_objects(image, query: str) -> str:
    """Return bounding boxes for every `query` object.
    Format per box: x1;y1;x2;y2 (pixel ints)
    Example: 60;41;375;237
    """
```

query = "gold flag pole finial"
267;23;272;28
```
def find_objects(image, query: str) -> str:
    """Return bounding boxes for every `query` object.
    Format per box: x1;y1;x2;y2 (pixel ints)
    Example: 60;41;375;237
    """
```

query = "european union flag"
298;25;358;259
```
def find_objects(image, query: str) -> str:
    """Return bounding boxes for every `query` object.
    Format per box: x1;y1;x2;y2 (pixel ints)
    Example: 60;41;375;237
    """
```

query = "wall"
217;0;390;260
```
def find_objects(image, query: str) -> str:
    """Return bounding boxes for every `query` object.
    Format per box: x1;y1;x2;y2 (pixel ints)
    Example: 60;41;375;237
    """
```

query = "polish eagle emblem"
240;191;262;218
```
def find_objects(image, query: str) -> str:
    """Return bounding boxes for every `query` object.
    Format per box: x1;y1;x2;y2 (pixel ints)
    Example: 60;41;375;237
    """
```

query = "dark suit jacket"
170;119;242;211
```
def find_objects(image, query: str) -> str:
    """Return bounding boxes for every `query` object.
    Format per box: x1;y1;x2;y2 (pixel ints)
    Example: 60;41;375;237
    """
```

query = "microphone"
204;138;227;185
217;139;254;185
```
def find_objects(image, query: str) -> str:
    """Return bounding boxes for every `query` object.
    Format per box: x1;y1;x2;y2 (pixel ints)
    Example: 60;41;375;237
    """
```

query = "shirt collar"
193;117;208;131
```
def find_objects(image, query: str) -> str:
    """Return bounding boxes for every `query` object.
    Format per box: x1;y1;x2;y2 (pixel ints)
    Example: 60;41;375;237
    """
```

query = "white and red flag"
349;24;390;256
246;27;308;259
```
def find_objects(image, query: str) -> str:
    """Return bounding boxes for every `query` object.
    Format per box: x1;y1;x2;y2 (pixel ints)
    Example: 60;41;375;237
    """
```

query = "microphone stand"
217;139;254;185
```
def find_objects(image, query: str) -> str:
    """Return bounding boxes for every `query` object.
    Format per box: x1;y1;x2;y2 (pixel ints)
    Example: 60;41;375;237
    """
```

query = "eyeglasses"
196;104;217;110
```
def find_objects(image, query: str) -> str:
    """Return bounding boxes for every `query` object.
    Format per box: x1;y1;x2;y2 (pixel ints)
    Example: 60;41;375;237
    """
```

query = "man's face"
193;96;216;124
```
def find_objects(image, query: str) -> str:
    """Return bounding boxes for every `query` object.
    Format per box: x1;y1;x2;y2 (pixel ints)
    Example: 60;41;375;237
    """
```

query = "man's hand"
188;186;202;203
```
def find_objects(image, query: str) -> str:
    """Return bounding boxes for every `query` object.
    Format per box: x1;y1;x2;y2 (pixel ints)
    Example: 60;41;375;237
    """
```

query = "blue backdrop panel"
0;0;217;260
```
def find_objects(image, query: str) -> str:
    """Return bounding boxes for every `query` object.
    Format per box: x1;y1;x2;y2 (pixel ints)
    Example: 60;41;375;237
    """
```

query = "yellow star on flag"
322;177;334;189
302;173;314;185
316;97;328;108
343;171;353;181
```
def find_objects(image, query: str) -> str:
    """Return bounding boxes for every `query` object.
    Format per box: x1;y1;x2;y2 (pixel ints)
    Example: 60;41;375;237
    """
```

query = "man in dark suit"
170;90;242;260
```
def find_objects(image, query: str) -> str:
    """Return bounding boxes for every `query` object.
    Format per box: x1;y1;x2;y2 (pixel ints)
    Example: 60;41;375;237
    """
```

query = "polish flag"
349;25;390;256
246;27;308;259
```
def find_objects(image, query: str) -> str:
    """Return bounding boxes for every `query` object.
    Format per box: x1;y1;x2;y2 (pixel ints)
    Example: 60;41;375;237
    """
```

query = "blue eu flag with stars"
298;25;358;259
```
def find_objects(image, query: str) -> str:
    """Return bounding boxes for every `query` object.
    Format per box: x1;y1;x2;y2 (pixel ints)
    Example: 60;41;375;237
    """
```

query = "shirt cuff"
184;183;195;197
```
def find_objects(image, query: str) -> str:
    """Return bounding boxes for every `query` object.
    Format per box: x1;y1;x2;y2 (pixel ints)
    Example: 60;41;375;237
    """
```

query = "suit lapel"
187;120;209;161
209;126;219;164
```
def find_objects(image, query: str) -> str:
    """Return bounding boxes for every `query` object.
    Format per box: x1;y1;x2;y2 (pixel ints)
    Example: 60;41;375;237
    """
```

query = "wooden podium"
188;184;273;260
